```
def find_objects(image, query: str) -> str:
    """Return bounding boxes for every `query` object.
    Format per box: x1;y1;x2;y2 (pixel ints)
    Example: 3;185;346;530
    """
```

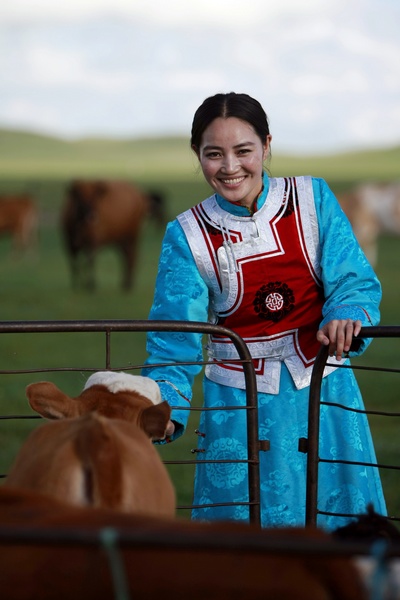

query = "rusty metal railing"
0;320;261;525
306;325;400;527
2;320;400;528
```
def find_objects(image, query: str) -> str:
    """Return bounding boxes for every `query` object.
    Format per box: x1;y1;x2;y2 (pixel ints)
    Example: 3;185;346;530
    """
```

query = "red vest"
178;176;331;393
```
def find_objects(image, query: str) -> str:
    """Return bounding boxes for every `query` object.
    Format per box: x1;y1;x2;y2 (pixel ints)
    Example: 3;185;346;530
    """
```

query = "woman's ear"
263;135;272;161
191;144;200;159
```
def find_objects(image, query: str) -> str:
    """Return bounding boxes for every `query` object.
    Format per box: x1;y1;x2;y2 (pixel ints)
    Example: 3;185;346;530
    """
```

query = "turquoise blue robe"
143;173;387;529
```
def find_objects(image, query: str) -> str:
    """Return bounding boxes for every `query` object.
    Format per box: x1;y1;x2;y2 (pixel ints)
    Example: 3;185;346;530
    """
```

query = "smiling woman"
190;93;272;213
142;91;387;530
192;117;271;212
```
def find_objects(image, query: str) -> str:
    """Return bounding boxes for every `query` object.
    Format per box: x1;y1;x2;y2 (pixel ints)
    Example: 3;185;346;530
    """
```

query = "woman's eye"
205;152;220;158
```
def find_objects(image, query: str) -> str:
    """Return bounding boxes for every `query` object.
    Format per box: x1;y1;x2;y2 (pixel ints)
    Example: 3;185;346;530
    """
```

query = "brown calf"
4;372;176;518
0;486;367;600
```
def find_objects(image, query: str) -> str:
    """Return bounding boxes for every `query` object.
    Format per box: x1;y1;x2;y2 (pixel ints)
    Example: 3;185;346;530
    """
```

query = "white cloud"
28;46;87;85
0;0;399;152
0;0;323;26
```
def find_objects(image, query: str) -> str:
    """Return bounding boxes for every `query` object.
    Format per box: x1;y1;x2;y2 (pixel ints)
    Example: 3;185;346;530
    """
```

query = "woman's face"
194;117;271;208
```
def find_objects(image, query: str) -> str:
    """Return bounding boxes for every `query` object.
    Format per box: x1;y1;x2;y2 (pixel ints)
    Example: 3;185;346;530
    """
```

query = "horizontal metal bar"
321;401;400;417
357;326;400;338
320;458;400;470
0;525;399;558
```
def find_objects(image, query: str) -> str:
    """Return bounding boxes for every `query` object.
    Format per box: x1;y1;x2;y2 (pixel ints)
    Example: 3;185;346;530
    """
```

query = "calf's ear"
26;382;74;419
140;400;172;440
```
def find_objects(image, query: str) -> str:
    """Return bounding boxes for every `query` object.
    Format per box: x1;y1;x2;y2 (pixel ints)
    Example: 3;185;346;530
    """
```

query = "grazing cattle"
4;372;176;518
0;486;367;600
0;194;38;257
61;180;165;290
338;181;400;266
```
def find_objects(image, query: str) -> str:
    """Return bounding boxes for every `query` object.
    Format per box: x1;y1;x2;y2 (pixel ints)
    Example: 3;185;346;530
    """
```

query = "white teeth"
221;177;244;185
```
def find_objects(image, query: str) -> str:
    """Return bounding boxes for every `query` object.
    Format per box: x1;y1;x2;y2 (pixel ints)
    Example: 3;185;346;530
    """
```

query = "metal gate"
0;319;261;524
306;325;400;527
1;320;399;527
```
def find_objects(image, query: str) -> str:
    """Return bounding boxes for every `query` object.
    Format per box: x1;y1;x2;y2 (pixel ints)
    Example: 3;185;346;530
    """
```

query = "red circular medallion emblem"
253;282;295;322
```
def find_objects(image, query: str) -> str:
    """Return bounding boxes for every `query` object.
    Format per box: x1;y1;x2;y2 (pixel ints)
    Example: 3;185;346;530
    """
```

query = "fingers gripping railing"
0;320;261;525
306;325;400;527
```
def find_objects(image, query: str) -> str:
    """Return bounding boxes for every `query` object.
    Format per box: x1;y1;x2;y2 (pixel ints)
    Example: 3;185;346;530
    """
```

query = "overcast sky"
1;0;399;153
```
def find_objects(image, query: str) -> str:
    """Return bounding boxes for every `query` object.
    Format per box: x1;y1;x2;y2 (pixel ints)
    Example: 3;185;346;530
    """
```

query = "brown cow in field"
338;181;400;267
0;194;38;257
61;180;165;290
0;486;368;600
4;372;176;518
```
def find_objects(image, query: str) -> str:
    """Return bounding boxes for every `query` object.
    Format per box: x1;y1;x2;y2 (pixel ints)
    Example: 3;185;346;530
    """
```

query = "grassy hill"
0;129;197;180
1;127;399;183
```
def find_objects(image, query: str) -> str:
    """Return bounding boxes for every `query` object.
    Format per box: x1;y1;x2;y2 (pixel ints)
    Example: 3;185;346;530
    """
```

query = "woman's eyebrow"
202;141;256;151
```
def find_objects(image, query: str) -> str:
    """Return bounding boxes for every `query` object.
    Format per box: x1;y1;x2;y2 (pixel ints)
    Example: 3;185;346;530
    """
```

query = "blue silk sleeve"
313;178;382;356
143;220;209;441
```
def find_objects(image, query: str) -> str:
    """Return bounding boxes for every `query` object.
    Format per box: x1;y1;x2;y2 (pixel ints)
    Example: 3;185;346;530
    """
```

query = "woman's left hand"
316;319;362;361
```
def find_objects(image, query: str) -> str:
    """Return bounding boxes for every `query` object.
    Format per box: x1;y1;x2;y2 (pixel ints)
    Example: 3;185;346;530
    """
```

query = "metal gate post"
305;344;329;527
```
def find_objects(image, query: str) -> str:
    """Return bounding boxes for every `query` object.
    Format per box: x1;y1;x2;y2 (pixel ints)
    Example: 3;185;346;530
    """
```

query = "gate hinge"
298;437;308;453
259;439;270;452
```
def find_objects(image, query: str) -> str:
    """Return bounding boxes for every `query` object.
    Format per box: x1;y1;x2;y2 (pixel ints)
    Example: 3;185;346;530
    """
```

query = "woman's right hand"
316;319;362;361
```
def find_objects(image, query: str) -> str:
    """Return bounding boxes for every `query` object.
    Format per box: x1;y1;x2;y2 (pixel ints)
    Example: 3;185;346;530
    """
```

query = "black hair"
190;92;271;150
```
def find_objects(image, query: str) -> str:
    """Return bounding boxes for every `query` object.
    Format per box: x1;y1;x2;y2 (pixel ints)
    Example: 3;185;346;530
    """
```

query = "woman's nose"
221;153;239;173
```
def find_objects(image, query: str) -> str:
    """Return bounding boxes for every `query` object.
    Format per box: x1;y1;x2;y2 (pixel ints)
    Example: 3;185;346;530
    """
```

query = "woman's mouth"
220;176;246;186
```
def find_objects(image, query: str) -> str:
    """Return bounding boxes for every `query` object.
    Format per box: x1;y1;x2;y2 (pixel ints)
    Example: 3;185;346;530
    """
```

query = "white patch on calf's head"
83;372;162;405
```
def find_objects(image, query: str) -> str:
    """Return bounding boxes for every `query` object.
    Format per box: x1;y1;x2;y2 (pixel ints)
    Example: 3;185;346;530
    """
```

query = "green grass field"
0;130;399;522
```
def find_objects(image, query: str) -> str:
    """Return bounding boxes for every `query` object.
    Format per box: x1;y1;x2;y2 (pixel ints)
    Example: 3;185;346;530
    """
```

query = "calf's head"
26;372;171;441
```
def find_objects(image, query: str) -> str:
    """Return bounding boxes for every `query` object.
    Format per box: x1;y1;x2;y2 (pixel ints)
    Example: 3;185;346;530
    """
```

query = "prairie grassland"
0;135;399;520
